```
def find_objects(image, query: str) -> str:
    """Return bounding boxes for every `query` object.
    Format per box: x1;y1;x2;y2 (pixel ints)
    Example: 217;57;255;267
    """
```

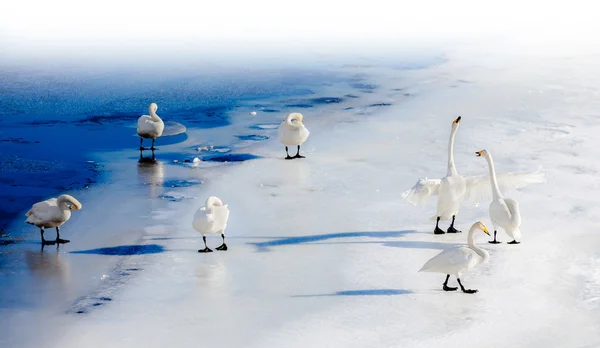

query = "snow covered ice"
2;40;600;348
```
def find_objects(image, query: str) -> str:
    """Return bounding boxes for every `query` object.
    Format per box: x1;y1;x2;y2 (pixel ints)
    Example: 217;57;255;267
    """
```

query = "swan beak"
483;227;490;235
453;116;461;123
475;150;483;157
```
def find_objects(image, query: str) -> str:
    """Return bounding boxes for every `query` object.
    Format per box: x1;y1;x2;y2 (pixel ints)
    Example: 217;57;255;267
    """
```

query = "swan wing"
504;198;522;229
25;199;58;222
465;169;545;205
211;205;230;232
420;246;475;273
192;208;215;234
401;177;441;206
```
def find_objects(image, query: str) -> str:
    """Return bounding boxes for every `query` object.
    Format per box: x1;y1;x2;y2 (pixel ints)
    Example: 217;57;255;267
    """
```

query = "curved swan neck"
205;196;223;211
447;126;458;176
484;152;502;199
149;104;161;121
286;113;301;128
467;226;487;260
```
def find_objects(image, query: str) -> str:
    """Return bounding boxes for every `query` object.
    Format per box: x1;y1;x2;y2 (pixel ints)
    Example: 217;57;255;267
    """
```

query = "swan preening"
278;112;310;159
25;194;82;245
137;103;165;150
476;149;522;244
193;196;230;253
402;116;545;234
419;221;490;294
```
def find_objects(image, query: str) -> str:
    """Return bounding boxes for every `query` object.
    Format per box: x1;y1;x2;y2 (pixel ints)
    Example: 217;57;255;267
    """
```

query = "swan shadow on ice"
70;244;165;256
247;230;417;252
304;240;460;250
293;289;413;297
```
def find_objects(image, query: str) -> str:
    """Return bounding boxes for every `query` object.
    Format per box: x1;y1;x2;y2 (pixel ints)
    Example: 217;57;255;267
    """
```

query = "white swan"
193;196;230;253
137;103;165;150
402;116;545;234
25;194;82;245
476;149;523;244
419;221;490;294
278;112;310;159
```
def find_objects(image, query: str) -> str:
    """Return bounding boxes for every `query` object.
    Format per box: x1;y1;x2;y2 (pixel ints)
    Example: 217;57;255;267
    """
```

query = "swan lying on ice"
193;196;230;253
278;112;310;160
25;194;82;245
137;103;165;150
419;221;490;294
476;149;523;244
402;116;545;234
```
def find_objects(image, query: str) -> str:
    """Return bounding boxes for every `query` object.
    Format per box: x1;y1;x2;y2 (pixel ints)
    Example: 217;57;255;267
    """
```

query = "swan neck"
286;114;299;127
149;107;161;121
447;126;458;176
485;153;502;199
467;227;486;259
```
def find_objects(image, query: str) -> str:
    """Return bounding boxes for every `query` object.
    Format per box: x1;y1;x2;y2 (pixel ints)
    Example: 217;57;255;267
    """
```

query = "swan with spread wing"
401;116;545;234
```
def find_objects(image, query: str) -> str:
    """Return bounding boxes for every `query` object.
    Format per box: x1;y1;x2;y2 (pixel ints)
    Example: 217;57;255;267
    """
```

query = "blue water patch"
311;97;344;104
368;103;392;107
249;123;279;130
71;244;165;256
351;83;377;92
162;179;203;188
236;135;269;141
205;153;262;162
345;94;360;99
157;194;195;202
284;103;314;108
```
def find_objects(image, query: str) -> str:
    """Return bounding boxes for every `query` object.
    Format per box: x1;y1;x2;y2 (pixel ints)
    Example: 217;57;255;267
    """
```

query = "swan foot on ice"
447;226;461;233
507;240;520;244
434;217;446;234
55;227;70;244
198;247;213;253
488;230;501;244
215;234;228;251
457;278;478;294
284;145;305;160
442;275;457;291
446;215;461;233
39;229;56;246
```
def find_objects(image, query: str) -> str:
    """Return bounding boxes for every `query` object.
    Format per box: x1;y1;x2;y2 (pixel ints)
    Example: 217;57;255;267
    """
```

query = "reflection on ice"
25;249;69;281
137;150;165;198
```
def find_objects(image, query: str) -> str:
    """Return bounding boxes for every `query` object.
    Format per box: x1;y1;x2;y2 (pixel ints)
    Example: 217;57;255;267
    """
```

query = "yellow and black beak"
453;116;461;124
475;150;484;157
483;226;490;236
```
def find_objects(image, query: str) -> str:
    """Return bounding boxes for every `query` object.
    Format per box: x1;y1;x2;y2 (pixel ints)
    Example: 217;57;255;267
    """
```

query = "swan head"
205;196;224;208
451;116;461;129
149;103;158;114
475;149;488;157
286;113;304;126
471;221;490;235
